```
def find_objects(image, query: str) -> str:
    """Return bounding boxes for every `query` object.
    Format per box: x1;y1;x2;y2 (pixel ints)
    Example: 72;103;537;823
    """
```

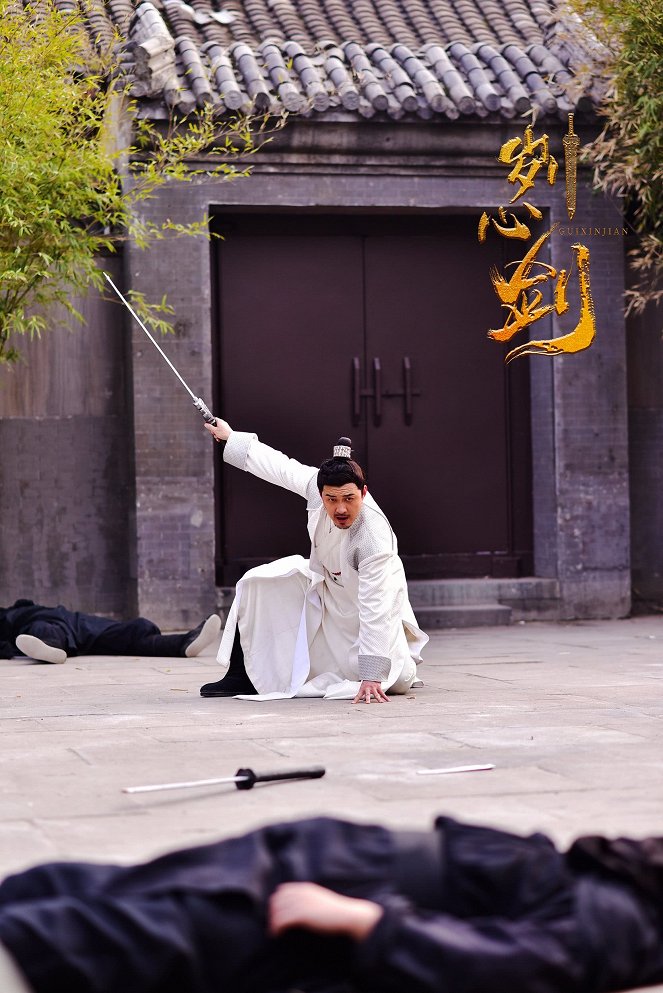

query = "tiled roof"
71;0;587;119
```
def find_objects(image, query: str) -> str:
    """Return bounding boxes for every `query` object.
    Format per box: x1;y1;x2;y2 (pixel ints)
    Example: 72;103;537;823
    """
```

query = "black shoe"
200;673;257;697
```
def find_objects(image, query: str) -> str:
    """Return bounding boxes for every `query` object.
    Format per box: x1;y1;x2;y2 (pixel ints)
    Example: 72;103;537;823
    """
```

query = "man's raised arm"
205;418;318;501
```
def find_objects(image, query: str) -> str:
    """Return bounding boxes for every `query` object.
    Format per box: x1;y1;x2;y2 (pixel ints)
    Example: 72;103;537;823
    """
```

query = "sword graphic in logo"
563;113;579;221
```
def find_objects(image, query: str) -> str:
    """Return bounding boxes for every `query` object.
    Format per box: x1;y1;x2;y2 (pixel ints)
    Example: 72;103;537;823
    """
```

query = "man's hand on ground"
353;679;389;704
268;882;383;941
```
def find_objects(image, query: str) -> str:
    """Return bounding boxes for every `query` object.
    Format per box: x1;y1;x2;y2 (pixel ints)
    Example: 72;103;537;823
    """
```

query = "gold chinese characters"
480;122;596;364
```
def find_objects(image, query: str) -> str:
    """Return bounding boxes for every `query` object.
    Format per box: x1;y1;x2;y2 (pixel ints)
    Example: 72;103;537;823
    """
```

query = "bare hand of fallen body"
268;882;383;941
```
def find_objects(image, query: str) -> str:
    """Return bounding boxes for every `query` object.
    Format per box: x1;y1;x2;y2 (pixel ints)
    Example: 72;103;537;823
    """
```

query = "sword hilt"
193;397;217;425
234;766;326;790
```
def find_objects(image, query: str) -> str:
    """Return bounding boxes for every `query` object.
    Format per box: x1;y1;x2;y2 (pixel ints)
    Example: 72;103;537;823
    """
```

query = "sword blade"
103;271;197;401
416;763;495;776
123;774;245;794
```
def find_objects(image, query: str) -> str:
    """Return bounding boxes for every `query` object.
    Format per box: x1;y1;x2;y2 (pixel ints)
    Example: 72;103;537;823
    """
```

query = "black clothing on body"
568;832;663;902
0;600;192;659
1;816;663;993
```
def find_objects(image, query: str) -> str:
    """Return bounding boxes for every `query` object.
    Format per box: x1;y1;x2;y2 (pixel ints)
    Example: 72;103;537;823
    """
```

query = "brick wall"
0;255;136;617
126;190;218;628
548;194;631;617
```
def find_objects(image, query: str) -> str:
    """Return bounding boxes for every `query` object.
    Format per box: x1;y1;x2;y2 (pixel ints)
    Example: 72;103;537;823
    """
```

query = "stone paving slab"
1;615;663;882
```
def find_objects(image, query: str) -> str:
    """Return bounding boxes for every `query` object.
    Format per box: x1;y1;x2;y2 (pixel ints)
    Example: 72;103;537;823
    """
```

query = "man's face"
321;483;367;529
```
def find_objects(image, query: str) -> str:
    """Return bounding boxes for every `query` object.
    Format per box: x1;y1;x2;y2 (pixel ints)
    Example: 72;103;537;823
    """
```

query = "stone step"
414;603;513;629
407;577;559;607
218;578;561;628
406;577;561;622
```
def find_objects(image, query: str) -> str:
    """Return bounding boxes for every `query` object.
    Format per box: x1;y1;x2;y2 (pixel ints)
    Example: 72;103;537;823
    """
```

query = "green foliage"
560;0;663;314
0;0;273;364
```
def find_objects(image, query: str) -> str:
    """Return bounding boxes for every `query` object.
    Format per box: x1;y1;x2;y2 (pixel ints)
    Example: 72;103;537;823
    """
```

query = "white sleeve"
357;552;397;680
223;431;319;502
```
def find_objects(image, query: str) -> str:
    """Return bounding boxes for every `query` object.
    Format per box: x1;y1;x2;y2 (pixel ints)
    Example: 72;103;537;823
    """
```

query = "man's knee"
388;657;417;695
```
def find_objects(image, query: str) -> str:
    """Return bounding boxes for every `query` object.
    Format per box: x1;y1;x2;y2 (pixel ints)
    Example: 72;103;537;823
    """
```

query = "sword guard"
193;397;217;425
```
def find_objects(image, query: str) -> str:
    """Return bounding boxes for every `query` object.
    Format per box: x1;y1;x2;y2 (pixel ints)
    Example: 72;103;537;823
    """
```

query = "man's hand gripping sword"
103;272;217;425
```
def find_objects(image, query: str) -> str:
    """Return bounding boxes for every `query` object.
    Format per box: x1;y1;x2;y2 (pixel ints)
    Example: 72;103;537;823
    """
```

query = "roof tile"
473;43;530;114
423;43;474;114
392;44;453;115
200;42;245;108
115;0;587;120
320;45;360;108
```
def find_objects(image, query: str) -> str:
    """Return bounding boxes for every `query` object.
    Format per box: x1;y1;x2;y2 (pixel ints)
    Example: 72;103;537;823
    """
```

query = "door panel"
213;213;532;584
364;224;509;556
215;225;364;582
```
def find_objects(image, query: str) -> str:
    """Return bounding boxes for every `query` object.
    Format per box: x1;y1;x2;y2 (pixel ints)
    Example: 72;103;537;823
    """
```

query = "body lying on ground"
0;599;220;664
1;813;662;993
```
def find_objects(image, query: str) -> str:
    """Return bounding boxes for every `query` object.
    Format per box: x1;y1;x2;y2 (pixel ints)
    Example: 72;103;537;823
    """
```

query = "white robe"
217;432;428;699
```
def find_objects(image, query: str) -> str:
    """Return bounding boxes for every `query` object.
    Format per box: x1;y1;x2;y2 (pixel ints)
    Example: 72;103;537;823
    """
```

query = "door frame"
210;206;534;585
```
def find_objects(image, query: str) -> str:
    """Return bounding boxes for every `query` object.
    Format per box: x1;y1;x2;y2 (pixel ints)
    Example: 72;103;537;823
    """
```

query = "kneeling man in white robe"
201;419;428;703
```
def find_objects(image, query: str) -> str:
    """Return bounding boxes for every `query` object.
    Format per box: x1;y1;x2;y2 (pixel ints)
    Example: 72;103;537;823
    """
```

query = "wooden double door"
212;213;532;585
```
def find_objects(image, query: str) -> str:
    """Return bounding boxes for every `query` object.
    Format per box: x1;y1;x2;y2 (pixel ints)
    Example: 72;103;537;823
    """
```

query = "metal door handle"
352;357;361;424
373;357;382;425
352;356;417;426
403;356;413;424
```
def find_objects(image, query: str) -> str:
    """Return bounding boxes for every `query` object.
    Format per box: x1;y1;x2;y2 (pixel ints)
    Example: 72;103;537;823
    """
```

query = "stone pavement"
2;614;663;881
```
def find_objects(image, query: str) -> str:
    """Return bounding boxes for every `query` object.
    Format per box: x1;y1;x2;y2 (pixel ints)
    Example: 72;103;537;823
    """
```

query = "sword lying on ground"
416;764;494;776
123;765;326;794
103;271;217;426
